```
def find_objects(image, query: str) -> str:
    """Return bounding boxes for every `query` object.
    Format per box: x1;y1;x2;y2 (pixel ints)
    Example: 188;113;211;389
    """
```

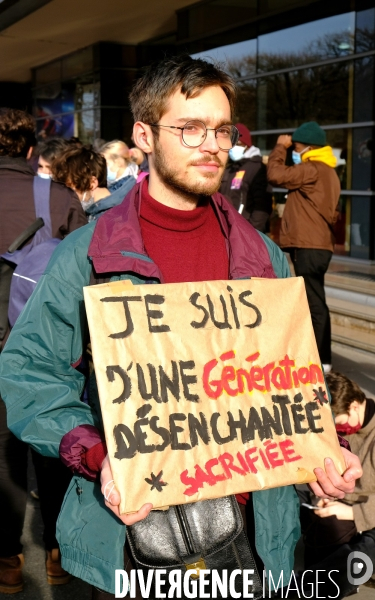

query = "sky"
192;11;356;66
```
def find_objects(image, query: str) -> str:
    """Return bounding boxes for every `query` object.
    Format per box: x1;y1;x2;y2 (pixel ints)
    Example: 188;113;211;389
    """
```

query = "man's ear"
90;176;99;192
26;147;33;160
133;122;154;155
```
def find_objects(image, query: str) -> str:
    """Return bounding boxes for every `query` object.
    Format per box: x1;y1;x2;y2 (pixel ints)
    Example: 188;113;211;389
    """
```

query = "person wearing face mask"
51;145;136;222
267;122;340;374
219;123;272;232
290;372;375;599
37;138;74;179
100;140;138;193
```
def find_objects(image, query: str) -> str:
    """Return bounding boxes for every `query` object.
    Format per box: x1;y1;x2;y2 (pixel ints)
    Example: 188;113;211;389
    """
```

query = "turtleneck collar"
141;178;211;233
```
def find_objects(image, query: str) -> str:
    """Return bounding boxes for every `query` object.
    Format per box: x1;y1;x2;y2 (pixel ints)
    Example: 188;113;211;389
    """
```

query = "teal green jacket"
0;187;300;593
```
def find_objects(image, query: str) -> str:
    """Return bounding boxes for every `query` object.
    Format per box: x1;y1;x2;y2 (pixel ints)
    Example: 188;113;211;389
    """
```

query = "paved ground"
1;342;374;600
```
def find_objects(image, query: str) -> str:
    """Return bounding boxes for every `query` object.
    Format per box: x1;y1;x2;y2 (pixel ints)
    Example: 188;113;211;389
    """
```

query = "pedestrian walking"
267;122;340;372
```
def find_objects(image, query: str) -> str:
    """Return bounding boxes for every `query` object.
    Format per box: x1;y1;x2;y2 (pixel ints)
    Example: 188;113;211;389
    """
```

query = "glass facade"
192;7;375;260
31;2;375;260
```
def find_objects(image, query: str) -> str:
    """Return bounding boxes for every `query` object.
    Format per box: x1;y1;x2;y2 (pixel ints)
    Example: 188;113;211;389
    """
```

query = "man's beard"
153;141;224;201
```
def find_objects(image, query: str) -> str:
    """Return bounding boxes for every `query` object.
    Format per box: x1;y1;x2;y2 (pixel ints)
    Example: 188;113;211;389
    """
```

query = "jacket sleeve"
267;144;318;189
0;224;100;458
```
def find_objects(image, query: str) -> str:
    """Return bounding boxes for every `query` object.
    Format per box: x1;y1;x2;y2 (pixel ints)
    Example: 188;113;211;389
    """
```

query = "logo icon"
347;551;373;586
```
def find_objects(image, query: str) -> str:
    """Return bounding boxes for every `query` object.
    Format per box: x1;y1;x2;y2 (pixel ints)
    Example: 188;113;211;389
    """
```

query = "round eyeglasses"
149;120;239;151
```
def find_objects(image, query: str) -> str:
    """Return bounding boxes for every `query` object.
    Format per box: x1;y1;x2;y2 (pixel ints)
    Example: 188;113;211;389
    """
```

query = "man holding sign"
0;55;361;598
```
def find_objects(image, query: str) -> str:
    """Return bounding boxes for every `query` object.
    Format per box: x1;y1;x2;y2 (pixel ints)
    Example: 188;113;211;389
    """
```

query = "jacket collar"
88;180;276;281
0;156;35;176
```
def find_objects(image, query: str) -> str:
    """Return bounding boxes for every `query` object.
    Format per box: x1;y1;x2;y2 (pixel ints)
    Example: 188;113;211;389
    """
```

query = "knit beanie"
235;123;252;148
292;121;326;147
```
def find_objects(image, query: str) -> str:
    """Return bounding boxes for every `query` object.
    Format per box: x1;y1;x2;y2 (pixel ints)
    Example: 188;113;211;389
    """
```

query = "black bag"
127;495;263;599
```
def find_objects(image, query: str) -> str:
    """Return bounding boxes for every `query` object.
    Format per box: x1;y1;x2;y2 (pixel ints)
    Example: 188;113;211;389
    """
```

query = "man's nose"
199;129;220;153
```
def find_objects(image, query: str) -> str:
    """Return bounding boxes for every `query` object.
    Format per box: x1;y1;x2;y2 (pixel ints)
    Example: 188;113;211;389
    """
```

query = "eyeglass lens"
182;120;239;150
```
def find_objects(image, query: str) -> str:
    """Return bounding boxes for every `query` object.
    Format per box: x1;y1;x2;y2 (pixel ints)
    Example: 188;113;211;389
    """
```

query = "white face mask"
37;172;52;179
229;145;246;162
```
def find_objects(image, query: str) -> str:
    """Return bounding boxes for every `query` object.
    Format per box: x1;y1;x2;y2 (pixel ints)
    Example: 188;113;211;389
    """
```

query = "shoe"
323;363;332;374
46;549;71;585
0;554;24;594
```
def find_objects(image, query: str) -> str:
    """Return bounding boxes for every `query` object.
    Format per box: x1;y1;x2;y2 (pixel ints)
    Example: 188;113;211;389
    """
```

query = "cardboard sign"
84;278;345;514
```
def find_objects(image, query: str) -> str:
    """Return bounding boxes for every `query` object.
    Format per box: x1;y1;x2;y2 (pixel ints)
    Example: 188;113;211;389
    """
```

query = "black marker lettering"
101;295;142;339
238;291;262;329
144;294;170;333
113;424;137;459
179;360;199;402
106;365;131;403
189;292;209;329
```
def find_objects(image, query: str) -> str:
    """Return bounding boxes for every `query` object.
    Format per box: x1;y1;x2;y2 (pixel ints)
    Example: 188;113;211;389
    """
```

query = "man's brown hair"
0;108;37;158
326;371;366;416
52;146;107;192
129;54;236;126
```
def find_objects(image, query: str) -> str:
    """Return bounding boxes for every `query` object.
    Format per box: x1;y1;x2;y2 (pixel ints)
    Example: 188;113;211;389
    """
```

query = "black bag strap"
7;218;44;253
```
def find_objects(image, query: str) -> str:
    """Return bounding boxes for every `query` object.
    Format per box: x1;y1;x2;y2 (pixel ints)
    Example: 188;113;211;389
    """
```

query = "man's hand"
315;499;354;520
277;135;292;148
309;447;362;500
100;454;153;525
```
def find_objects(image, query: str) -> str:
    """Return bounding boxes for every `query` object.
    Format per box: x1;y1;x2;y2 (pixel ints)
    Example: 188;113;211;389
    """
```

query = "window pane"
352;127;373;191
353;57;374;122
350;196;371;260
191;38;256;77
258;13;355;72
355;8;375;53
234;79;256;130
255;62;350;130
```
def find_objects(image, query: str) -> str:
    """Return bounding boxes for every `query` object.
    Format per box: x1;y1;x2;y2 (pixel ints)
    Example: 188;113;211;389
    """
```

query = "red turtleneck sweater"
139;179;228;283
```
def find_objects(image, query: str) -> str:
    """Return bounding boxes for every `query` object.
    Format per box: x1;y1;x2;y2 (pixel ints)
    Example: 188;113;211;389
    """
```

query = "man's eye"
184;125;198;133
217;128;231;137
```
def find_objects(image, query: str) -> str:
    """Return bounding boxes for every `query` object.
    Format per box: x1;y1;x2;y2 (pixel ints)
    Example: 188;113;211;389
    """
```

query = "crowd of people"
0;54;371;600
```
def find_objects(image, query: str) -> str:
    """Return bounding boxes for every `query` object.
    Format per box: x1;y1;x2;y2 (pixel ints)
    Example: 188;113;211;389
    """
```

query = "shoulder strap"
7;218;44;253
33;176;52;244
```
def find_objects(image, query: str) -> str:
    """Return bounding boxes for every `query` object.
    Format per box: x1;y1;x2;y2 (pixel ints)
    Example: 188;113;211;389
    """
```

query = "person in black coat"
220;123;272;233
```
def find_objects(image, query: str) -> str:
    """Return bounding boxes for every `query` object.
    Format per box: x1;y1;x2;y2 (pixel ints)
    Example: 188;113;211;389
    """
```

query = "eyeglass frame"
148;120;240;151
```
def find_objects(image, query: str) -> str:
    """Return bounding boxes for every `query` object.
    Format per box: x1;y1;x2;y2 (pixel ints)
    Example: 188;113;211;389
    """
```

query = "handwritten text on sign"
84;278;345;514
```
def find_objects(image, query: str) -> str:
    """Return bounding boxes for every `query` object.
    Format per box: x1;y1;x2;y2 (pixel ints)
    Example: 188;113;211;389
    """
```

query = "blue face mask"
292;151;302;164
292;146;310;165
229;145;246;162
107;168;117;182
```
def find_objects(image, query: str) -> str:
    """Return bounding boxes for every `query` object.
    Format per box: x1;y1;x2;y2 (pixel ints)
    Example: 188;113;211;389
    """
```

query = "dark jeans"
0;398;72;556
290;248;332;364
91;499;263;599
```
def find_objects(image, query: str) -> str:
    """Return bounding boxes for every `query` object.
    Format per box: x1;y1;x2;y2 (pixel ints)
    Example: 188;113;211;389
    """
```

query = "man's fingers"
122;503;153;526
312;462;346;499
